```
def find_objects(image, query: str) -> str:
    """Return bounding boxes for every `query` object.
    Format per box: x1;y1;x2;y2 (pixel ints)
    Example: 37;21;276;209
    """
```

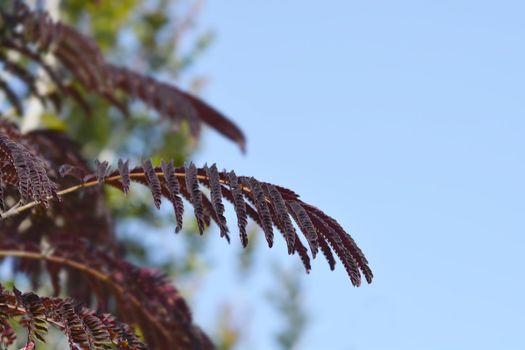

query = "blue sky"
181;1;525;349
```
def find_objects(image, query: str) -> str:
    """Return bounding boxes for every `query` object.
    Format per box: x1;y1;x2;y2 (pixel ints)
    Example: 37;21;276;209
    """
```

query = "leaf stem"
0;171;252;220
0;248;175;342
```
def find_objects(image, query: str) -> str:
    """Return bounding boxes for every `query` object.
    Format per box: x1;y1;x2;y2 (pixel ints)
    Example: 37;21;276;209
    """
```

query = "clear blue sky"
182;1;525;349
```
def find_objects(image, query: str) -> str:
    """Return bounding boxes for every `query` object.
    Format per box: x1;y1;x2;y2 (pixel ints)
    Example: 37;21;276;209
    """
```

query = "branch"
0;160;373;286
0;248;173;342
0;303;64;331
0;171;226;220
0;237;213;349
0;284;147;349
0;2;246;150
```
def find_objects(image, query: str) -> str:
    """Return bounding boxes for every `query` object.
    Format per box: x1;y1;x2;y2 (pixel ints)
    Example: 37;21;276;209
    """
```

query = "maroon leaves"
0;177;4;212
81;311;112;349
142;159;162;209
0;284;146;349
58;301;91;348
13;287;48;343
161;160;184;233
0;3;374;350
264;184;296;254
0;235;210;349
0;3;246;151
65;159;372;286
59;164;87;181
95;160;110;184
225;171;249;247
0;319;16;347
317;236;337;271
109;66;203;140
305;204;373;285
0;52;45;108
306;210;362;286
118;159;130;195
54;158;372;285
185;162;205;234
294;235;312;274
178;91;246;152
242;177;274;248
204;164;229;239
288;201;319;259
0;132;58;207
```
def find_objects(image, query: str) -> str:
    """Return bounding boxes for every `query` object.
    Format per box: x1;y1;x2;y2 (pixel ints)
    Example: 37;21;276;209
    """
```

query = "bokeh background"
3;1;525;349
192;2;525;349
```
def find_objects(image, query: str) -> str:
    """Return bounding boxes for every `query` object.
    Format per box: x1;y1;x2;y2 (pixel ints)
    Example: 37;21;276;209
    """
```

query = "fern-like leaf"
0;284;146;349
95;160;110;184
0;319;16;347
0;236;213;349
288;201;319;259
58;164;87;181
0;2;246;151
204;163;229;239
57;159;373;285
142;159;162;209
225;170;249;247
160;159;184;232
13;287;48;343
0;132;58;207
242;177;274;248
185;162;205;234
117;159;130;195
294;234;312;274
264;183;296;254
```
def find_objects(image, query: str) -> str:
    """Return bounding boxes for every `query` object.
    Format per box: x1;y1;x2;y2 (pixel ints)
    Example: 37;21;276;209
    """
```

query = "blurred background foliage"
2;0;308;348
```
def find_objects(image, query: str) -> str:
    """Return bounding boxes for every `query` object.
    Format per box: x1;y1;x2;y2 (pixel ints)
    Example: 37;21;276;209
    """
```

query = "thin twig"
1;200;21;218
0;303;65;331
0;170;255;220
0;248;175;342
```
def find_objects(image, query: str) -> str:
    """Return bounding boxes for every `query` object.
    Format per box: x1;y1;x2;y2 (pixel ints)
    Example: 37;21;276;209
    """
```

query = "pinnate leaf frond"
0;284;146;349
0;236;213;349
56;159;373;286
0;1;246;151
0;131;59;207
161;159;184;233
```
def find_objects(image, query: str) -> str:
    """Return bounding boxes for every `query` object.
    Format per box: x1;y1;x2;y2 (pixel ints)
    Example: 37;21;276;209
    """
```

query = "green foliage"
62;0;139;50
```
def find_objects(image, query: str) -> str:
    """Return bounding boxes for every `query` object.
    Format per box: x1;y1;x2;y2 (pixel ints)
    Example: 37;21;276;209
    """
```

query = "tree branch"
0;170;254;220
0;248;174;342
